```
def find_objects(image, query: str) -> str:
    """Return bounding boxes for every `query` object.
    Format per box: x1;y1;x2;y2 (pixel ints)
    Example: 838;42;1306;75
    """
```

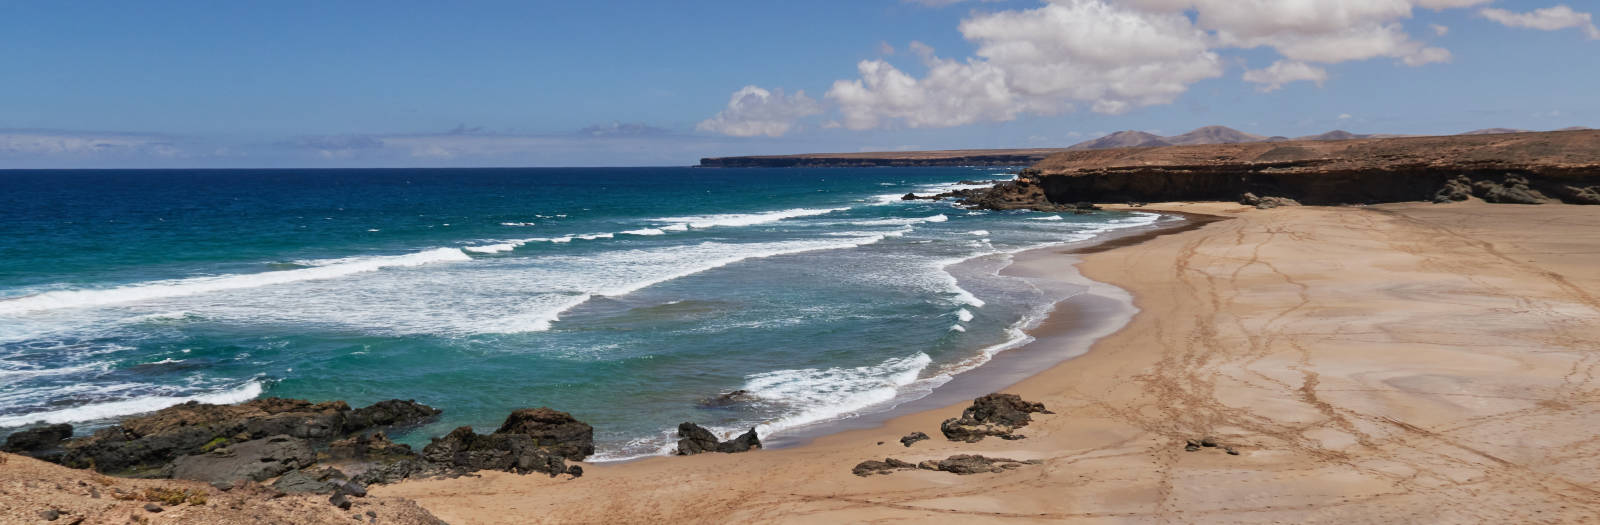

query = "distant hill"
1460;128;1531;135
1070;126;1365;151
1167;126;1267;146
1066;131;1171;151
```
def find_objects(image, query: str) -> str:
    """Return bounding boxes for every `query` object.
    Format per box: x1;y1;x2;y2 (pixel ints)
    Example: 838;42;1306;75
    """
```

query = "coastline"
762;210;1221;450
375;200;1600;523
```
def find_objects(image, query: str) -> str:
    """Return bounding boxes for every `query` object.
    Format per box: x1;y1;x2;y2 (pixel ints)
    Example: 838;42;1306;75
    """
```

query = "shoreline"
761;209;1223;451
374;200;1600;523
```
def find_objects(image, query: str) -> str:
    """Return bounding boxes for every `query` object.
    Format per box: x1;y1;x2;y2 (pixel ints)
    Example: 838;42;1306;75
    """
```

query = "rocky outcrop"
494;407;595;461
852;458;917;476
920;455;1041;475
1239;193;1301;209
1020;130;1600;206
167;435;315;484
852;455;1041;476
899;432;930;448
940;394;1052;443
675;423;761;455
419;408;593;478
2;423;73;461
58;398;439;476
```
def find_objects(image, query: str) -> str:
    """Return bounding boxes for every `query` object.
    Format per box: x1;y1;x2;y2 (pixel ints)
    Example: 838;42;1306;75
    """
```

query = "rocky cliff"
1014;130;1600;206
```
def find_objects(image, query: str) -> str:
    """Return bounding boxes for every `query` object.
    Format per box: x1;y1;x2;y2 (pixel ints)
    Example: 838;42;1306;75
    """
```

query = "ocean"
0;167;1158;460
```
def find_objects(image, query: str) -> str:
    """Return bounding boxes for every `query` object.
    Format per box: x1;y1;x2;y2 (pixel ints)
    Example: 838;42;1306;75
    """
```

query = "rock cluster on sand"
419;408;592;479
1239;192;1301;209
853;455;1041;477
939;393;1052;443
899;431;930;447
675;423;761;455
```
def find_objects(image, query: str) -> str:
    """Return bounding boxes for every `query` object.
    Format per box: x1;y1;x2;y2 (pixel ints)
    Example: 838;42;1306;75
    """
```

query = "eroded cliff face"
1015;130;1600;206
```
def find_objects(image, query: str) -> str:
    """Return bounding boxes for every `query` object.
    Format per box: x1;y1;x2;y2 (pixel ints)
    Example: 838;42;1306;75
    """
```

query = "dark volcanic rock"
1560;185;1600;205
494;407;594;461
1473;175;1548;204
344;400;440;433
899;432;930;448
1434;175;1474;202
925;454;1038;475
2;423;73;459
271;468;340;494
1239;193;1301;209
697;389;757;408
168;435;315;484
59;397;439;475
675;423;762;455
940;394;1052;443
852;458;917;477
327;431;413;461
420;425;573;478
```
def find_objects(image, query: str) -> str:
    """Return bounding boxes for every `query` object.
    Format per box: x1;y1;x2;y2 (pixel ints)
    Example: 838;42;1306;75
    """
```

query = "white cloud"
1481;5;1600;39
696;85;823;137
1431;23;1450;36
1242;60;1329;92
877;41;896;55
828;0;1222;128
0;130;183;157
1339;113;1354;120
814;0;1489;130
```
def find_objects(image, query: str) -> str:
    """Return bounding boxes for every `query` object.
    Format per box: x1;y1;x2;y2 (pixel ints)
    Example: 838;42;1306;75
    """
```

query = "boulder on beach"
899;431;929;447
420;425;576;478
675;423;761;455
852;458;917;476
939;393;1052;443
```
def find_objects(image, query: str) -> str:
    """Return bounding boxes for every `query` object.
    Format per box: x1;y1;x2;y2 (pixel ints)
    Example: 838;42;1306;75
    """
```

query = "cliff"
698;148;1067;168
1015;130;1600;206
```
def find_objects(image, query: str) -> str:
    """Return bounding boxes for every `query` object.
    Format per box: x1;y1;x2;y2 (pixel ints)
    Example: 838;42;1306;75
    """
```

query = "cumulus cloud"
1481;5;1600;39
810;0;1485;130
1432;24;1450;36
696;86;823;137
1242;60;1329;92
828;0;1222;128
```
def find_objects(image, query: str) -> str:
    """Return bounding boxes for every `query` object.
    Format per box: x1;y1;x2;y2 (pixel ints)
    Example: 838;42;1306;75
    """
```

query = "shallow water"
0;167;1157;459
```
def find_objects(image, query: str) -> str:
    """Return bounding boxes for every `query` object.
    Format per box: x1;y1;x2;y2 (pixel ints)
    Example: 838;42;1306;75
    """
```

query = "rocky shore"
1008;129;1600;207
698;148;1066;168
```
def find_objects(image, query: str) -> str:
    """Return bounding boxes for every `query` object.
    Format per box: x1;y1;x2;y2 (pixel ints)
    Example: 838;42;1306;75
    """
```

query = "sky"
1;0;1596;168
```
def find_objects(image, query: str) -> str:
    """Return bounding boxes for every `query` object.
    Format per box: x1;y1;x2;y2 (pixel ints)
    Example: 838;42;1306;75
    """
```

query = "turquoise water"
0;167;1157;459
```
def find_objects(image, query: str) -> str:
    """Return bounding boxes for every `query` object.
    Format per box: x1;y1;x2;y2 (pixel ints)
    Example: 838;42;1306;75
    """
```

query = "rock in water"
494;407;595;461
2;423;73;460
697;389;756;408
675;423;761;455
167;435;315;484
899;432;930;447
939;394;1052;443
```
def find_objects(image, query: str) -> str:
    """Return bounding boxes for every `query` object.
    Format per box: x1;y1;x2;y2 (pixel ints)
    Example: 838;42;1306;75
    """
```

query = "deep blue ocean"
0;167;1156;460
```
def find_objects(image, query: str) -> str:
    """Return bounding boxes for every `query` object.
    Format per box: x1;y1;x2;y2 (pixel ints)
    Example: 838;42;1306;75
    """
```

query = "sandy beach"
371;201;1600;523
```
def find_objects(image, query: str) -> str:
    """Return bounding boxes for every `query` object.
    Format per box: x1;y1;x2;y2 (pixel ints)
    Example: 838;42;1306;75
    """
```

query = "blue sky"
1;0;1596;168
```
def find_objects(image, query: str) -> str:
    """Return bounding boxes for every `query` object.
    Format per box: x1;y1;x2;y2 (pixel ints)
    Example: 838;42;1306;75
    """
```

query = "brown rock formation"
1021;129;1600;206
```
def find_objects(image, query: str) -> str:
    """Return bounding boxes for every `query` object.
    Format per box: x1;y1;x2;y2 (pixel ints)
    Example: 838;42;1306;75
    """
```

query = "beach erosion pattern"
0;167;1160;460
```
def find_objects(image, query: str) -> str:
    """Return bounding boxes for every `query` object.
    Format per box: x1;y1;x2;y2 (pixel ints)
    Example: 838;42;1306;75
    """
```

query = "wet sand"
376;201;1600;523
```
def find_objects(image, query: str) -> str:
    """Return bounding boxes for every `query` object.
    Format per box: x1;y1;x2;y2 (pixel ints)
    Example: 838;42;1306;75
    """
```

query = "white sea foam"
967;230;990;236
741;353;932;438
0;381;263;428
463;243;520;254
850;214;948;227
949;324;966;332
500;222;536;227
0;248;472;315
957;308;974;322
1028;216;1064;221
620;228;666;236
652;207;848;229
